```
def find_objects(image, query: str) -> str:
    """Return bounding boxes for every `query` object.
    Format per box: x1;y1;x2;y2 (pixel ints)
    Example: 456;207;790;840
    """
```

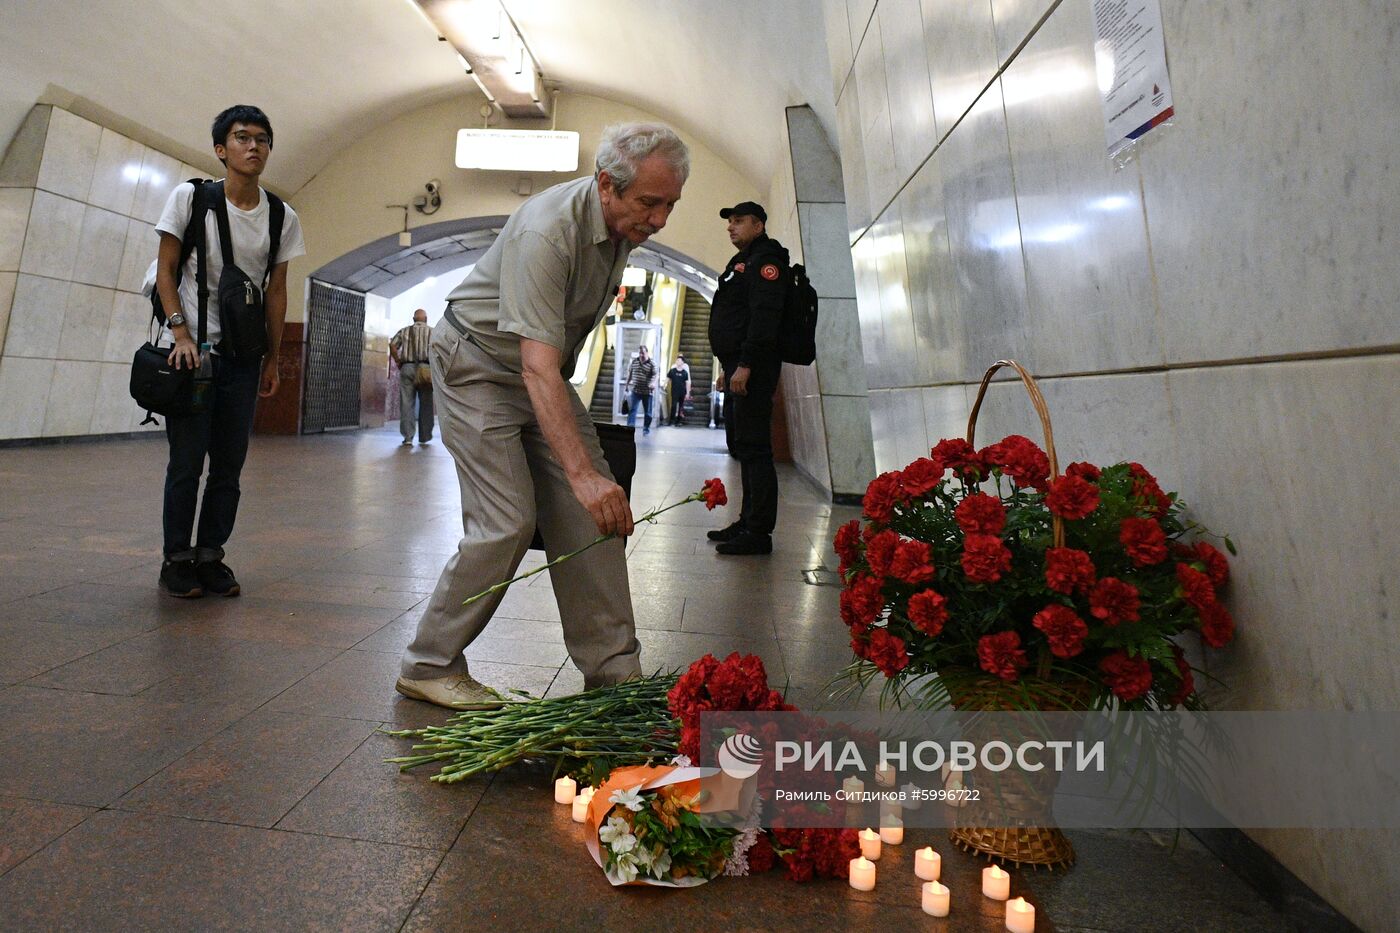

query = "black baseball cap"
719;201;767;222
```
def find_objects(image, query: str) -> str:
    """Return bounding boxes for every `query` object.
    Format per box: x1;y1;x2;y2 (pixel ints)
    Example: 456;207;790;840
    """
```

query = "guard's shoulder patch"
760;263;780;281
733;262;746;273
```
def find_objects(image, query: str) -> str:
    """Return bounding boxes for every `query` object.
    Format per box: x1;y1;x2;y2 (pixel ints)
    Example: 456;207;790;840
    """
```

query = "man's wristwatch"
166;312;187;329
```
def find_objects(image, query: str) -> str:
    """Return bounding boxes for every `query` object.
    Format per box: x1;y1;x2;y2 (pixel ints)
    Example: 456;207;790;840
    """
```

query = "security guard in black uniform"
707;201;789;555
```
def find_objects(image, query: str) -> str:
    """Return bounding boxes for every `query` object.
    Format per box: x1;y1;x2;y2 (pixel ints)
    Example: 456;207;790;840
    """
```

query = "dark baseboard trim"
1190;828;1360;931
0;431;164;449
831;492;863;507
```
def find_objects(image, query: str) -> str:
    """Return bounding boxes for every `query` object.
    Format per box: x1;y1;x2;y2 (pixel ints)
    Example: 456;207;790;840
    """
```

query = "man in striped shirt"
390;308;434;445
624;343;658;434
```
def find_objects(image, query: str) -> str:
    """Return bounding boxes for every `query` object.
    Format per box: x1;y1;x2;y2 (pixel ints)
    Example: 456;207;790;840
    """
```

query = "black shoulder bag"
129;180;213;422
211;184;284;362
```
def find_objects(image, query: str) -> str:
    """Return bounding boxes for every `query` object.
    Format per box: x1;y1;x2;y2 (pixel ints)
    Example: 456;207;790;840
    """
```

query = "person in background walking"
624;343;658;435
390;308;435;446
664;353;690;425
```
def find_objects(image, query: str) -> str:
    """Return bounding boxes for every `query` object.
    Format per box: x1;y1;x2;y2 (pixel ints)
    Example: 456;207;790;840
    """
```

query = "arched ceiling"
0;0;836;196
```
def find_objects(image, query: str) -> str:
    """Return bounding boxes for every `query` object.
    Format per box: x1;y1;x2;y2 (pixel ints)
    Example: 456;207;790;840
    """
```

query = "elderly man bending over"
396;123;689;709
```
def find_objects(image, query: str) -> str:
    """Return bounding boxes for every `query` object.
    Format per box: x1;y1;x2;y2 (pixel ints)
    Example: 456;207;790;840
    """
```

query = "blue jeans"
626;390;653;431
162;355;262;559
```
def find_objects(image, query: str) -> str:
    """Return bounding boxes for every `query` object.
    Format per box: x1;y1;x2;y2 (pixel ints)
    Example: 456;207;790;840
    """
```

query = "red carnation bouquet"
836;427;1236;711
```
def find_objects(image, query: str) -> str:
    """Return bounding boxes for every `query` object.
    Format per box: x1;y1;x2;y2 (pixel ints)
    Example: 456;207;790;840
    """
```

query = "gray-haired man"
397;123;690;709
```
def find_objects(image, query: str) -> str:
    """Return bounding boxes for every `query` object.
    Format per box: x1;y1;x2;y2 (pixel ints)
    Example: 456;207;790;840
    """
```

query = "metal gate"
302;280;365;433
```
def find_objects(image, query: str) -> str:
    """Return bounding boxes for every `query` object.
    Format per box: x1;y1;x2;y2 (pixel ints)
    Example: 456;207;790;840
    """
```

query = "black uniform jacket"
708;233;789;368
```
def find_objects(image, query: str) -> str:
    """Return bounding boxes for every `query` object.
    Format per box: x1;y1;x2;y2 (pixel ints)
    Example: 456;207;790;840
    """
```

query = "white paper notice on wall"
1092;0;1174;165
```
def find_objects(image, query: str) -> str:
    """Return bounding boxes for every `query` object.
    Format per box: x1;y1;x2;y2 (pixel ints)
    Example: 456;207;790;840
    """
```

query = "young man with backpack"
706;201;789;556
152;105;306;597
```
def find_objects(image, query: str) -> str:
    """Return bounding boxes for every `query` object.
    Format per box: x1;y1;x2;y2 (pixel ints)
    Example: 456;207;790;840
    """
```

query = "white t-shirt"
154;181;306;347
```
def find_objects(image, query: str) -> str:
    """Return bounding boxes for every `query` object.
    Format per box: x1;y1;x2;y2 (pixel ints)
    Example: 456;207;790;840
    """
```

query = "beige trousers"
400;320;642;689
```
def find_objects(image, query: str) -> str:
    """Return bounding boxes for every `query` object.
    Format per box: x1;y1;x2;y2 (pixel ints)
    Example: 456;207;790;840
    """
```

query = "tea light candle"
921;881;950;917
875;762;896;786
858;827;882;860
570;787;594;823
554;776;576;804
900;781;922;810
982;864;1010;900
842;775;865;798
914;846;941;881
1006;896;1035;932
848;856;876;891
878;817;903;845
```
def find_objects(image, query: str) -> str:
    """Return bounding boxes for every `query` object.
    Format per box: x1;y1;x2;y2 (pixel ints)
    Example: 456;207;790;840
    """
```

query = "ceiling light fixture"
412;0;550;119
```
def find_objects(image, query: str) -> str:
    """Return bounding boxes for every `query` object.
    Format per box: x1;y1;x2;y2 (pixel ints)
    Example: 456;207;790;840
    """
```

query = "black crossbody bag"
211;183;284;362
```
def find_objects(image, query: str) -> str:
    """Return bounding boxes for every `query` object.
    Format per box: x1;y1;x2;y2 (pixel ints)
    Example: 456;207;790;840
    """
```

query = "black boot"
159;559;203;598
707;521;746;543
715;532;772;555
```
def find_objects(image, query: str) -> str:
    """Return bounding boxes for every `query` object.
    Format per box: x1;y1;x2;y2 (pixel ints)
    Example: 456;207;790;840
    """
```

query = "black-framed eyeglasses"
231;131;272;149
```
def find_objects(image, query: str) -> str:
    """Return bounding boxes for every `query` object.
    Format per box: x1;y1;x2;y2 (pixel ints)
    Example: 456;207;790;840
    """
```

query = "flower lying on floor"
462;477;728;606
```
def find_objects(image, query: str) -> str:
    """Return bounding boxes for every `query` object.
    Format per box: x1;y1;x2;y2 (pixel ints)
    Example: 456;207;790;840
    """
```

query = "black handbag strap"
193;181;209;348
210;182;284;288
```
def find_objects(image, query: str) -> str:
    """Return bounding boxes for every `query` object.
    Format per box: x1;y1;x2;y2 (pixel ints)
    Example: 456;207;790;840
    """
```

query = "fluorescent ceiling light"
621;267;647;287
455;129;579;172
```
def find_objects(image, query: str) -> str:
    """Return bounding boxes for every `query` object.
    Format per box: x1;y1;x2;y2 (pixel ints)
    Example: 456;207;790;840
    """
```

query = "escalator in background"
674;288;714;426
588;342;617;422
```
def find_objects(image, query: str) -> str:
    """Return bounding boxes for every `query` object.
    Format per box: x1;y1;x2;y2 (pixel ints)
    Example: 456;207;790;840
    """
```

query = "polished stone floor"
0;425;1313;931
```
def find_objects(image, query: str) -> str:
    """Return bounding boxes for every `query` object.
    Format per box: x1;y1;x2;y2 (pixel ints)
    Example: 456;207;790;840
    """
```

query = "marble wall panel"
812;298;867;397
823;394;875;495
0;187;33;271
798;202;858;300
18;190;84;280
835;80;871;237
35;108;100;201
850;234;888;387
1140;1;1400;362
824;0;855;96
0;355;53;439
935;80;1031;379
786;108;846;205
86;129;143;216
853;15;900;215
0;105;49;189
898;156;965;384
57;283;115;362
846;0;878;52
89;361;135;434
920;382;971;450
921;0;1001;142
72;205;129;289
867;388;897;472
117;218;156;295
105;291;150;363
878;0;938;184
132;148;183;224
0;272;16;352
887;386;928;468
999;0;1161;375
869;208;921;388
989;0;1060;64
42;359;103;436
4;273;69;358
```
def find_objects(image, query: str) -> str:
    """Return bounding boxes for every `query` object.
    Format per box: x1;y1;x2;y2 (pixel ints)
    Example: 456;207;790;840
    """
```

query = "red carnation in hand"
1167;646;1195;707
962;533;1014;584
1128;462;1171;517
907;589;949;636
1175;563;1216;612
1044;475;1100;520
701;477;728;509
1044;547;1096;594
866;627;910;678
1199;601;1235;648
890;539;935;584
1191;541;1230;588
834;519;862;574
1032;604;1089;658
863;471;903;524
981;435;1051;491
954;492;1006;535
978;631;1029;682
899;457;944;497
1089;577;1141;625
1120;516;1168;567
865;529;900;578
1099;650;1152;701
840;573;885;632
1065;461;1102;482
930;438;985;482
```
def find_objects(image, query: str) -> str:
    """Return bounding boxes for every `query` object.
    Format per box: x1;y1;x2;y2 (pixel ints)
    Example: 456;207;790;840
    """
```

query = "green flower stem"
461;493;704;606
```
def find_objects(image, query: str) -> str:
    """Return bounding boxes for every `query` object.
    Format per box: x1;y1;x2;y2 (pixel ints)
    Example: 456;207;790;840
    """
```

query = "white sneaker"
395;672;505;710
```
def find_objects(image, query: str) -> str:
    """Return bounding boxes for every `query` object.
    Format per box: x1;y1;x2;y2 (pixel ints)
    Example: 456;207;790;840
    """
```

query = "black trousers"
162;355;262;559
723;358;780;536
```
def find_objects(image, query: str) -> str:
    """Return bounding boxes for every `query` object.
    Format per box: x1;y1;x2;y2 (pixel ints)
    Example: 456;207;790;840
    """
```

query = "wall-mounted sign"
455;129;580;172
1092;0;1174;161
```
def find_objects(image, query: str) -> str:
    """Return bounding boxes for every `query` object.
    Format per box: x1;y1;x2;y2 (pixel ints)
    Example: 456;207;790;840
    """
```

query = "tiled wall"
0;105;205;440
824;0;1400;927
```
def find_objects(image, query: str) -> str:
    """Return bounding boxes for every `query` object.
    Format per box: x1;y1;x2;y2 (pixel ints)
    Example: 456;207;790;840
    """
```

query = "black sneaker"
196;560;241;597
716;532;773;555
159;559;203;598
707;521;746;543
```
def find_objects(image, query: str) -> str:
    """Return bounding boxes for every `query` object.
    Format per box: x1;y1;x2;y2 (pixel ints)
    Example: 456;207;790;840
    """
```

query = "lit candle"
875;762;895;786
570;787;594;823
858;827;882;860
848;856;876;891
878;817;903;845
914;846;941;881
1005;896;1035;932
921;881;950;917
842;775;865;798
982;864;1010;900
554;776;576;804
879;797;902;823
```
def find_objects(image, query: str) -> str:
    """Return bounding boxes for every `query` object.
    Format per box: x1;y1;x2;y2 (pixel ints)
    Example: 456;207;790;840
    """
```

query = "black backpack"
778;262;818;365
